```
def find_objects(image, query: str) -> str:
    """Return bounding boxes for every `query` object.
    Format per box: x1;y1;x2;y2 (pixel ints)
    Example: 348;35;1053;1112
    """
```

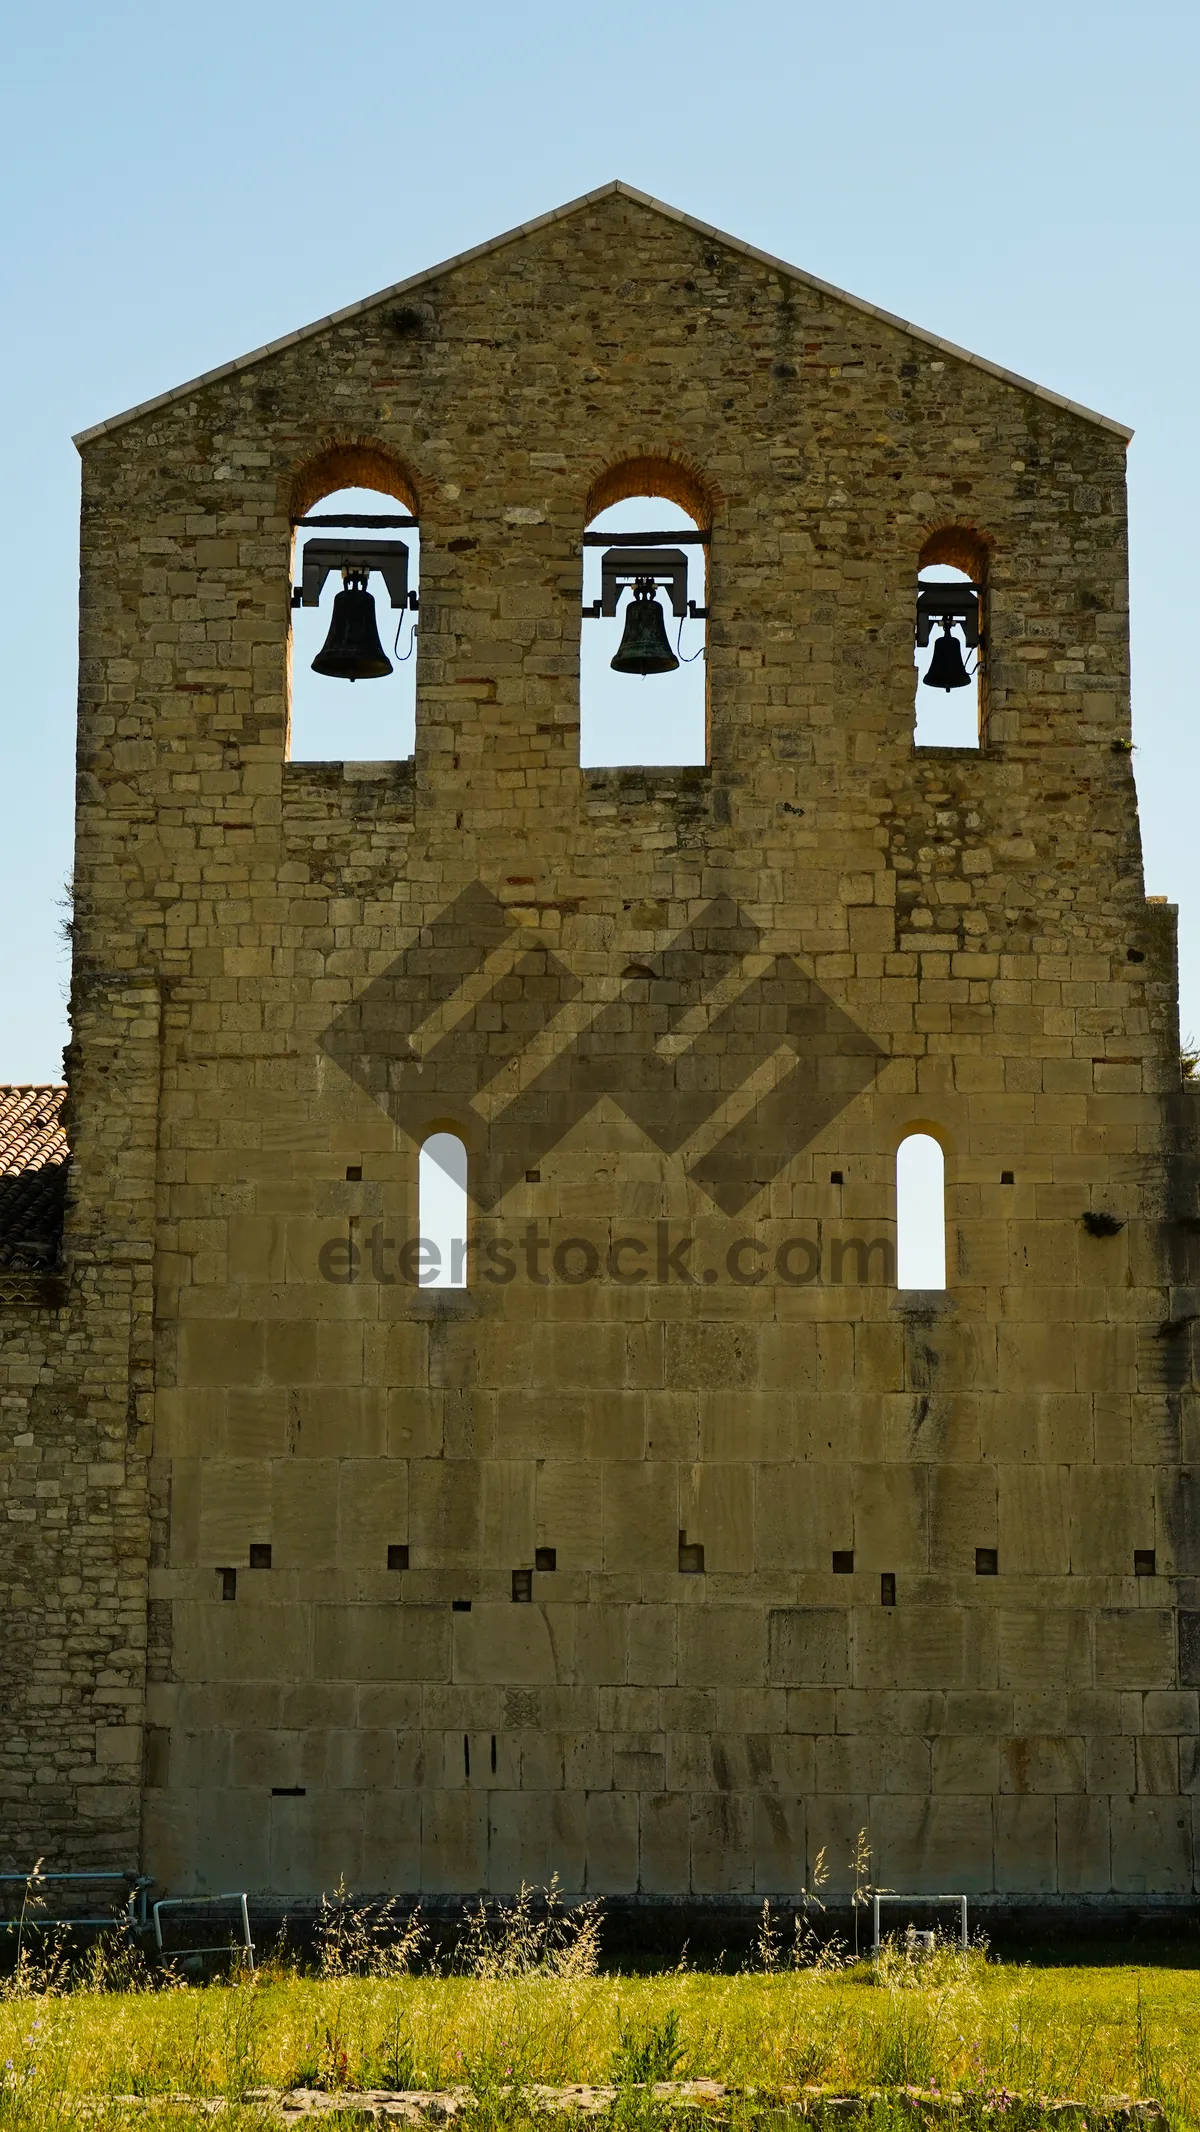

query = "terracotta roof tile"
0;1086;69;1270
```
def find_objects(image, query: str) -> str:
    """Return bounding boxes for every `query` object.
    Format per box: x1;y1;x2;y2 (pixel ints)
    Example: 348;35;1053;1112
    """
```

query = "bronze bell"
923;621;972;692
610;578;680;676
311;571;393;682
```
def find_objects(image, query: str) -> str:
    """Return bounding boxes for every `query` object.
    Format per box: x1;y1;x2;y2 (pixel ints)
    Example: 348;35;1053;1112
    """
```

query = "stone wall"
4;182;1196;1905
0;971;161;1869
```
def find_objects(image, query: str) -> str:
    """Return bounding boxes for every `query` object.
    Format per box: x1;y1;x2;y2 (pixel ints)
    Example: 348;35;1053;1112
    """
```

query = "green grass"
0;1943;1196;2130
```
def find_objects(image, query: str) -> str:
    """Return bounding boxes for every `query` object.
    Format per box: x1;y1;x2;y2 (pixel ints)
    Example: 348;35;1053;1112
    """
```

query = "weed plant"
0;1859;1195;2130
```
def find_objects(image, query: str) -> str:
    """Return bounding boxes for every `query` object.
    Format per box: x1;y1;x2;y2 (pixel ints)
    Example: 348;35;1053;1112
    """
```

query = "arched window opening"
289;486;419;762
896;1132;946;1290
914;530;986;749
580;489;707;767
418;1132;468;1288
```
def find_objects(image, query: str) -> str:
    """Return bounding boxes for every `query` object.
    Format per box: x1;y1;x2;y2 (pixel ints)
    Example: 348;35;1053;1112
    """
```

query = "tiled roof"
0;1086;69;1271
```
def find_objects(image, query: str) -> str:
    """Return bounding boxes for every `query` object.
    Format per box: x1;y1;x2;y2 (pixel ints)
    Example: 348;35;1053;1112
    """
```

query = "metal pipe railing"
0;1870;153;1931
871;1892;969;1952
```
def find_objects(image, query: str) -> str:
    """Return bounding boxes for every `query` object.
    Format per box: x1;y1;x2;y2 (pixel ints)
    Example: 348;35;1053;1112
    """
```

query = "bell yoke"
293;530;417;683
296;519;982;690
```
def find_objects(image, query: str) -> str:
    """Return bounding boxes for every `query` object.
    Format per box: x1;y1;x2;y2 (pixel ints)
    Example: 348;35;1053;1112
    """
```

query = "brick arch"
918;523;990;579
585;452;715;531
287;441;420;521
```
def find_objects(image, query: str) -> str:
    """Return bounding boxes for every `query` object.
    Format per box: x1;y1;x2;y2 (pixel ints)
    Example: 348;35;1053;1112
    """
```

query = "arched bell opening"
580;457;711;768
288;473;420;764
913;527;989;750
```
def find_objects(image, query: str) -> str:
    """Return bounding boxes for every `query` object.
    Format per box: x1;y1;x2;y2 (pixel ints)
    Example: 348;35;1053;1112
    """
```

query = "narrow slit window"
896;1132;946;1290
914;541;985;749
580;492;707;766
289;485;419;762
418;1132;468;1288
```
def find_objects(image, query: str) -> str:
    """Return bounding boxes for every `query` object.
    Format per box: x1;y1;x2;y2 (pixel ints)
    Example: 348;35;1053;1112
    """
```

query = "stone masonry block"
1095;1610;1174;1690
768;1609;850;1686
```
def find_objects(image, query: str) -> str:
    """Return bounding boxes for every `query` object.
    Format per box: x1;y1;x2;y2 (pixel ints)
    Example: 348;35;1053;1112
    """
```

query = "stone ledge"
282;759;416;827
406;1290;477;1322
889;1289;957;1320
582;766;712;809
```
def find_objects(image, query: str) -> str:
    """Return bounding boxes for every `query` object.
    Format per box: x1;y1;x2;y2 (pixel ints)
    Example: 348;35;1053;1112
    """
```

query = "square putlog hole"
345;1165;363;1181
1134;1549;1156;1576
511;1568;533;1603
832;1550;854;1574
219;1568;237;1602
248;1544;272;1570
975;1548;999;1576
535;1547;557;1572
678;1531;705;1574
388;1544;410;1571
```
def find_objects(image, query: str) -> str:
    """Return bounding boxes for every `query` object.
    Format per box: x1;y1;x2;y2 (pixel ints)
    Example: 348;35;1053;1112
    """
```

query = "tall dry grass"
0;1875;1195;2129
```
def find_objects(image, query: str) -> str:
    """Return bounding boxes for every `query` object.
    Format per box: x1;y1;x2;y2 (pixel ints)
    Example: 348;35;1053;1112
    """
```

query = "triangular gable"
74;180;1132;448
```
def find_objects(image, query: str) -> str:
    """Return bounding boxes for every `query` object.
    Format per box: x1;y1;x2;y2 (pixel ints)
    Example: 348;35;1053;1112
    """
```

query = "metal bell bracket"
582;543;709;621
292;539;418;611
915;582;980;649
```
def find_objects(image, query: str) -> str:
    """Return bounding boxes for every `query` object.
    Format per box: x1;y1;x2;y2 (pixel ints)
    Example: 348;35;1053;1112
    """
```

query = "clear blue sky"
2;0;1197;1080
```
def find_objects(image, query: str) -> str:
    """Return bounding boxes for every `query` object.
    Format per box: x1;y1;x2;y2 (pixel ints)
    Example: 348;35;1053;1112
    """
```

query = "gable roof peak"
74;179;1131;447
